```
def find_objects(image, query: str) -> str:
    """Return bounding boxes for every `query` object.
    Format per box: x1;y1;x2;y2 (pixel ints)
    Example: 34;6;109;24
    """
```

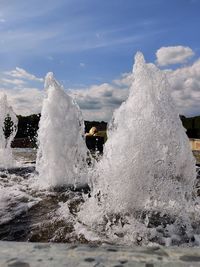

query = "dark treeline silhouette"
180;115;200;139
2;114;199;148
16;114;41;139
11;115;108;148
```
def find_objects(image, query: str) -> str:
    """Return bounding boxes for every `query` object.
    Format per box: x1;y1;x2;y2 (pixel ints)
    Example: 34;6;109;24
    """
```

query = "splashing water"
77;52;197;246
0;93;18;168
0;54;199;247
36;73;89;188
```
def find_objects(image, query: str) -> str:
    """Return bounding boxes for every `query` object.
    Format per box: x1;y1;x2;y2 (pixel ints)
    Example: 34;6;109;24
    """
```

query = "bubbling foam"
0;93;18;168
36;73;89;188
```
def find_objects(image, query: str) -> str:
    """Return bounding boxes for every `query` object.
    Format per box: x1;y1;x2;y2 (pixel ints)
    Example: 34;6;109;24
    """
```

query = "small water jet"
36;73;89;188
0;93;18;169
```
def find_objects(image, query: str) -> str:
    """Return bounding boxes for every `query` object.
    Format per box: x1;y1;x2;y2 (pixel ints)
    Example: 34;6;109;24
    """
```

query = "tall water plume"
0;93;18;168
77;53;197;244
36;73;89;188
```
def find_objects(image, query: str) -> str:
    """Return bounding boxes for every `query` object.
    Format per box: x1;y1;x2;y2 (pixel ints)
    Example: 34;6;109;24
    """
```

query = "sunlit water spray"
0;54;199;246
0;93;18;168
36;73;89;188
77;52;198;246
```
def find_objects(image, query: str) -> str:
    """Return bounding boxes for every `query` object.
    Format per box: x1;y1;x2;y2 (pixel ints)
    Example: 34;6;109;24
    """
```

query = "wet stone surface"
1;241;200;267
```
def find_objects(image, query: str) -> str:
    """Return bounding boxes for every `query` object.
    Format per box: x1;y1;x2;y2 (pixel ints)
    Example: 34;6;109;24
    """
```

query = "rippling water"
0;148;199;246
0;148;89;243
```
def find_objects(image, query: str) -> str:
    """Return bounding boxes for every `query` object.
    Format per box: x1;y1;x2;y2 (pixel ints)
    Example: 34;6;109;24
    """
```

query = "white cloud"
0;78;26;86
4;67;43;82
70;57;200;121
113;72;133;87
0;67;44;115
0;54;200;121
166;58;200;116
1;88;44;116
156;46;194;66
69;81;129;121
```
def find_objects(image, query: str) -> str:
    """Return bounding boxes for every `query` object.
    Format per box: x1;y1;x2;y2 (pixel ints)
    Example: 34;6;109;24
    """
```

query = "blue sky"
0;0;200;120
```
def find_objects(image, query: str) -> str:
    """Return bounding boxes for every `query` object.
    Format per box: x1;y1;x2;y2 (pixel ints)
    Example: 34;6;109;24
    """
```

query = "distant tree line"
11;115;107;147
180;115;200;139
2;114;200;148
16;114;41;140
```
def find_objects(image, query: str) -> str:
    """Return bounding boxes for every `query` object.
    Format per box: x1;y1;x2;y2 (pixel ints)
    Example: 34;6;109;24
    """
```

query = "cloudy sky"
0;0;200;121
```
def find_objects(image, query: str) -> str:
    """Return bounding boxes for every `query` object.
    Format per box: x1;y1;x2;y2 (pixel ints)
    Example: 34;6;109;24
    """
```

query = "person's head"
89;127;98;136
